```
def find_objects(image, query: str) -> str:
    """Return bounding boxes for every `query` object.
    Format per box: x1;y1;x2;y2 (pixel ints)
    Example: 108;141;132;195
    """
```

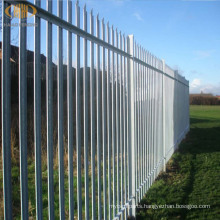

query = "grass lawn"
1;105;220;219
136;105;220;220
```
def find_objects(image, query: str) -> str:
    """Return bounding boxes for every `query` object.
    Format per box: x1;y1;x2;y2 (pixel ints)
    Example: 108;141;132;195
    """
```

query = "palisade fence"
1;0;190;219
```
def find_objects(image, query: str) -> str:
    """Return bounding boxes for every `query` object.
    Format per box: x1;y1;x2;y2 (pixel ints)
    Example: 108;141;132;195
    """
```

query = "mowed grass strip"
136;105;220;220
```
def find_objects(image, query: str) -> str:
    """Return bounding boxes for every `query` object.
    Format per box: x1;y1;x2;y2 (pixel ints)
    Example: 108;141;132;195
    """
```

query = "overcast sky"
1;0;220;95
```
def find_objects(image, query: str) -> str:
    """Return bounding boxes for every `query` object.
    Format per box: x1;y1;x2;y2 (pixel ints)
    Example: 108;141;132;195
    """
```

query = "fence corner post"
162;59;166;172
127;34;136;217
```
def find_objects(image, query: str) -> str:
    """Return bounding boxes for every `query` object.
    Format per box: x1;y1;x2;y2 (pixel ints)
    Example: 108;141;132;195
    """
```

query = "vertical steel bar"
156;59;159;175
147;52;150;189
153;56;156;181
160;59;162;172
123;35;127;219
154;57;157;178
159;59;161;174
138;45;141;200
34;0;43;218
96;14;102;220
145;50;147;193
162;60;166;172
101;18;107;220
155;58;158;177
67;0;74;219
159;60;162;174
135;45;138;198
151;54;153;184
150;54;153;182
112;26;116;218
146;51;149;190
147;53;150;186
115;28;120;214
139;47;142;196
137;45;140;202
138;46;140;196
142;49;145;194
126;36;131;216
159;61;161;167
154;57;156;178
90;9;96;220
83;5;89;220
19;9;28;220
141;48;144;198
140;47;143;199
57;0;65;218
76;2;82;219
150;54;153;186
46;0;54;218
161;60;163;172
158;59;160;175
145;51;148;189
134;42;138;203
152;56;155;182
141;49;144;193
146;52;148;186
106;22;112;220
119;32;124;215
143;50;145;191
142;48;145;191
144;51;147;192
128;35;136;217
2;1;12;218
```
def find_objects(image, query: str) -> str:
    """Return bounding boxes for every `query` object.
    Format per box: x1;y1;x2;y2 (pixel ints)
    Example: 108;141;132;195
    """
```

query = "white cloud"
190;78;202;88
133;12;143;21
190;79;220;95
193;50;215;60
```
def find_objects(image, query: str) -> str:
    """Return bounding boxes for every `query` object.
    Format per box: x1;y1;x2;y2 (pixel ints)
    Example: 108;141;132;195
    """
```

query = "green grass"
0;158;99;219
3;159;78;219
136;105;220;220
0;151;107;219
1;105;220;219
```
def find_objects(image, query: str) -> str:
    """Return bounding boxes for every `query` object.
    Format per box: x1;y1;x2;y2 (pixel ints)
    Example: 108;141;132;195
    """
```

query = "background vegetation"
190;94;220;105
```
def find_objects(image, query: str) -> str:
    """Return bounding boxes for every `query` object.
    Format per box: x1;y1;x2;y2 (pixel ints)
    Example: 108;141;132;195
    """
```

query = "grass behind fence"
2;105;220;219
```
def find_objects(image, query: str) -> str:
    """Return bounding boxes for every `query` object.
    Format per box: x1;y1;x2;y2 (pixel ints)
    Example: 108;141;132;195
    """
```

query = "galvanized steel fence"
1;0;189;219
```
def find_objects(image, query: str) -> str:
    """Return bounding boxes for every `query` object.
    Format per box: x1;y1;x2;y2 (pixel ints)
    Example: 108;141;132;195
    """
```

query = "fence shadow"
190;117;212;124
179;126;220;155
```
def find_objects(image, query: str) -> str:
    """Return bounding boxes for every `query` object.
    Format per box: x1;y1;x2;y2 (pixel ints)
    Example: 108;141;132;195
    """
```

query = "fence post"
2;1;12;218
162;60;166;172
128;35;136;217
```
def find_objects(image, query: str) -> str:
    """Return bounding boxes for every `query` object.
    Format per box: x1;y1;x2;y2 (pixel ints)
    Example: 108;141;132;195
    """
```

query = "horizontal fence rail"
1;0;190;219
